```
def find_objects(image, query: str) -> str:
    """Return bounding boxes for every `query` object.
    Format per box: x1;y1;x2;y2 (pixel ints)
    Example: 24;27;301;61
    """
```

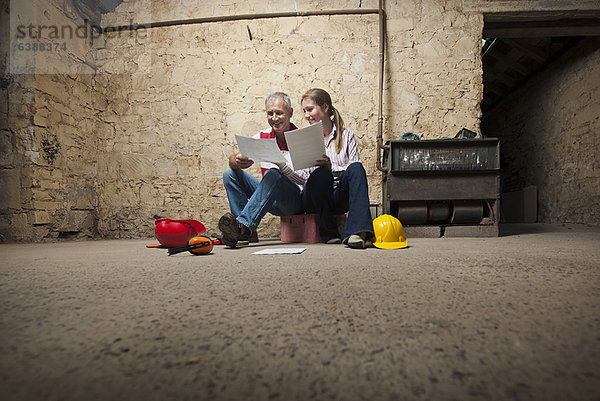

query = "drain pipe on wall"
99;9;379;32
375;0;389;173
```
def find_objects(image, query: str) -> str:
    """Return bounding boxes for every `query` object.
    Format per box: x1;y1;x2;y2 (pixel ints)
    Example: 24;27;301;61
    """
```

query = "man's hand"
315;154;331;169
229;152;254;170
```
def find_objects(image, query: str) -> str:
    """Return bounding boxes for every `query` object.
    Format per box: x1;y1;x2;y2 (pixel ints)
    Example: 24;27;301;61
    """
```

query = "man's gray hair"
265;92;292;112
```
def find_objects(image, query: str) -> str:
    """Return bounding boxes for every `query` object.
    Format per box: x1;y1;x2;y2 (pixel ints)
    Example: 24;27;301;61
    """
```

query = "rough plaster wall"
1;0;484;241
95;0;380;239
30;73;104;239
482;38;600;226
0;73;37;242
0;0;106;241
384;0;483;139
94;0;483;240
5;1;598;240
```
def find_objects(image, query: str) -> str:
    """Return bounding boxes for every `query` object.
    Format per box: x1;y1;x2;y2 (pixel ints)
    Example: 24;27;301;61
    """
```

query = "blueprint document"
284;121;325;170
252;248;307;255
235;135;287;164
235;121;324;170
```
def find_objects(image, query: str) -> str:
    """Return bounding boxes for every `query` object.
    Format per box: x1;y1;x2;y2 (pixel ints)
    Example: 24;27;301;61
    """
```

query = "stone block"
0;131;16;168
0;168;22;210
444;225;499;238
54;210;95;233
48;100;72;116
10;213;29;233
33;113;49;127
68;187;95;210
32;201;62;211
32;210;51;225
32;188;53;201
35;77;66;97
387;17;414;32
404;226;441;238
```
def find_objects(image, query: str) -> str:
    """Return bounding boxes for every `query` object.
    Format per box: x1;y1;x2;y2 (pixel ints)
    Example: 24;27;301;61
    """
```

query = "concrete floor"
0;224;598;401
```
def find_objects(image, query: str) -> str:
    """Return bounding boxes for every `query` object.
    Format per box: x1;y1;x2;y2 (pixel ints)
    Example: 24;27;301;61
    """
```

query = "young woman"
299;88;374;248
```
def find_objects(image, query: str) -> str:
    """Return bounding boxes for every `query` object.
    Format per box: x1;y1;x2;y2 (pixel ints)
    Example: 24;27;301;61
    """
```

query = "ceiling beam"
484;18;600;38
484;68;519;88
485;51;532;75
464;1;600;13
502;39;548;63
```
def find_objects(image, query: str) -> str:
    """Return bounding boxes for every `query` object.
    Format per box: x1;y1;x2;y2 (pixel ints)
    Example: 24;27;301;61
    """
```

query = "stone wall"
482;38;600;225
29;73;105;239
5;0;598;242
91;0;484;240
1;0;493;241
1;0;106;241
384;0;484;138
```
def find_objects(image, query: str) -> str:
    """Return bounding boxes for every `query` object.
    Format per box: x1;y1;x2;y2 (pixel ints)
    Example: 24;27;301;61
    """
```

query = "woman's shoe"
347;233;366;249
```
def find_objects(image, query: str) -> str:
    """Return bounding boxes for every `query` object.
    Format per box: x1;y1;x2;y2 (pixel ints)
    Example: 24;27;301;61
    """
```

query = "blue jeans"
302;162;374;243
222;168;303;232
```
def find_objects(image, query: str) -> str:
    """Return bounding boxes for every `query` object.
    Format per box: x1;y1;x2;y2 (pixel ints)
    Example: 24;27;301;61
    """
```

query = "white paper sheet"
235;135;288;163
252;248;307;255
284;121;325;170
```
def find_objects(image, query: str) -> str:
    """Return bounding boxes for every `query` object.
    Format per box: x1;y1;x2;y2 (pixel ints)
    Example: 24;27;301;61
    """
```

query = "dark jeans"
223;168;303;232
302;162;374;243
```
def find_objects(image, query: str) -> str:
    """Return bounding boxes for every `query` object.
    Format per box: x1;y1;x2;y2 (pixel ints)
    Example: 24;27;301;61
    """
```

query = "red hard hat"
155;218;206;248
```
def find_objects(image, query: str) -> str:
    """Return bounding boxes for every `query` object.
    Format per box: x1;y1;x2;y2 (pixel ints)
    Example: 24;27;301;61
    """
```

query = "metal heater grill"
382;138;500;237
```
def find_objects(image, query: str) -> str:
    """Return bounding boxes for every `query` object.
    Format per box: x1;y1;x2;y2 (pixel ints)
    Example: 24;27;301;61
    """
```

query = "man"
219;92;306;247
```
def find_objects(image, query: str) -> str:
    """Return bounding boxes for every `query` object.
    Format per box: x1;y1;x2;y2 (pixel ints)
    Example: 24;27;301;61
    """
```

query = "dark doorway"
479;11;600;224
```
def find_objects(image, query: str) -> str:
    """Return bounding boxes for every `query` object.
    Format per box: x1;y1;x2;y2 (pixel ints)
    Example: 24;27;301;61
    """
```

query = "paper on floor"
252;248;307;255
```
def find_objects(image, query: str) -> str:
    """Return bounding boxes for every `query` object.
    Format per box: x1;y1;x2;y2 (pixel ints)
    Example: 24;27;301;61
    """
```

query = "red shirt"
256;123;297;175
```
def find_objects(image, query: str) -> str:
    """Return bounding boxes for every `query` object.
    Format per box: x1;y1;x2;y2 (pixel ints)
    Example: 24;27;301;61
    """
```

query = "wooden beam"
482;10;600;37
483;10;600;23
484;19;600;38
484;68;519;88
464;1;600;13
485;51;532;75
502;39;548;63
483;83;507;98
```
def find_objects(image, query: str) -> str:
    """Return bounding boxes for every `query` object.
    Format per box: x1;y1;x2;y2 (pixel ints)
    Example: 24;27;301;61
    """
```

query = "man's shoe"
238;231;259;246
218;212;251;248
326;237;342;244
347;233;366;249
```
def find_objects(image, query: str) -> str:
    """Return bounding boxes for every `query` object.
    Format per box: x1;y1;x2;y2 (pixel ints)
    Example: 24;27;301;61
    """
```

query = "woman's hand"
315;154;331;169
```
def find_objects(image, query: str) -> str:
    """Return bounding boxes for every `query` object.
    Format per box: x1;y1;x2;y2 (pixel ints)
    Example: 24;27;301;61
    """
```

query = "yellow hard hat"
372;214;408;249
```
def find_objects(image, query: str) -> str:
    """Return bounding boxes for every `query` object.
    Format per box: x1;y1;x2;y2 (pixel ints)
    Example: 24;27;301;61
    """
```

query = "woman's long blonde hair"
301;88;344;154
